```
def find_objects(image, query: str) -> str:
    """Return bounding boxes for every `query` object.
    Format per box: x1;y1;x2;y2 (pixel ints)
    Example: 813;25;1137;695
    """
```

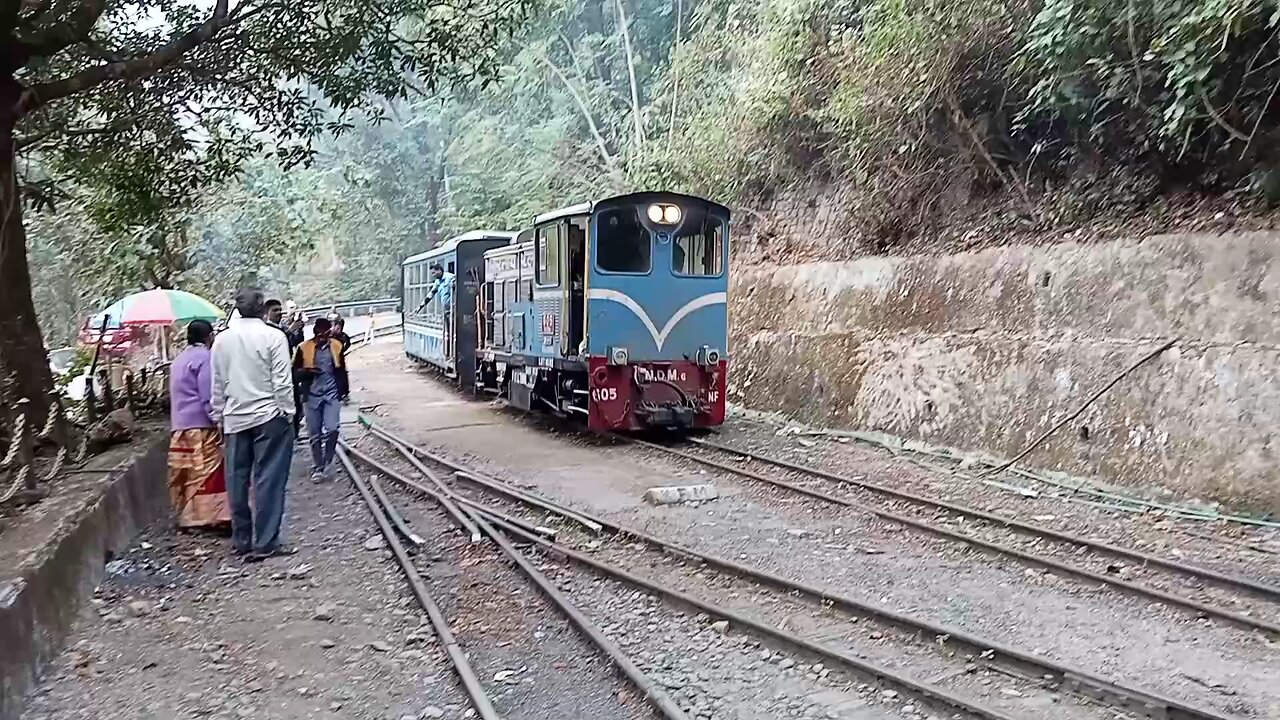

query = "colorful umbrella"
91;289;225;327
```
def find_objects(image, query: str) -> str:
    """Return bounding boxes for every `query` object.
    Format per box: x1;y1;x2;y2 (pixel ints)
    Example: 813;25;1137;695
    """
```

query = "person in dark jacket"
266;299;306;434
332;317;351;402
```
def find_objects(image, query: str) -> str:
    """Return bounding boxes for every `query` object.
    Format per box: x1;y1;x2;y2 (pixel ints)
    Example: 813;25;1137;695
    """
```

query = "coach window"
597;207;651;273
407;264;423;316
537;224;561;286
673;216;725;276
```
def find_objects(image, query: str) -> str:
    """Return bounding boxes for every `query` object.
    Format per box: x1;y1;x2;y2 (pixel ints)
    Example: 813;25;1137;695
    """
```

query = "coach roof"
402;230;518;266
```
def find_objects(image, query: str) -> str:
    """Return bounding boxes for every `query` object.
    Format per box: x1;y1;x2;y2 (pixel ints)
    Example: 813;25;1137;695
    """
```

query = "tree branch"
1241;72;1280;160
20;0;53;25
945;92;1037;218
80;36;128;63
613;0;644;153
19;0;230;116
16;0;108;63
534;50;619;175
14;115;139;151
1198;87;1249;142
667;0;682;151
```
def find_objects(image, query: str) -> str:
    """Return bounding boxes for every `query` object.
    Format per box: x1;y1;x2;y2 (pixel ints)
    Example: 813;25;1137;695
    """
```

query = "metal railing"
301;297;400;318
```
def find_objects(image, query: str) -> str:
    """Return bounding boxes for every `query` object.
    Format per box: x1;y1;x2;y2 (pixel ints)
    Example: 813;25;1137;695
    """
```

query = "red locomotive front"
587;357;727;431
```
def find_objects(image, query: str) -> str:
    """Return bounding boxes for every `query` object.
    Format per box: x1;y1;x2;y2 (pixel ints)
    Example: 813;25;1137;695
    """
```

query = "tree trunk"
424;136;446;245
614;0;645;154
0;73;53;428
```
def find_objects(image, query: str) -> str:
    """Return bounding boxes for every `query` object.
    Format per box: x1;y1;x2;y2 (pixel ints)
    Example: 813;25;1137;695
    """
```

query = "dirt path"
21;449;457;720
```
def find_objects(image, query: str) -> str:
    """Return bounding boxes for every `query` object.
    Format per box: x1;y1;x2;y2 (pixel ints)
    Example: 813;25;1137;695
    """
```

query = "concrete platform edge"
0;435;169;720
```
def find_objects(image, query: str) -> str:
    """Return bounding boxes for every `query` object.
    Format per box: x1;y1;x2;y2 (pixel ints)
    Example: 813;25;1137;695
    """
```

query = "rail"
347;320;403;350
357;418;1246;720
339;433;691;720
633;439;1280;637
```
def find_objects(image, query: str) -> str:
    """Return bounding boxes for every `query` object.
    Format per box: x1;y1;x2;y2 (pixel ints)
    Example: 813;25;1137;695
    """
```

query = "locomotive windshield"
596;207;652;273
673;216;725;276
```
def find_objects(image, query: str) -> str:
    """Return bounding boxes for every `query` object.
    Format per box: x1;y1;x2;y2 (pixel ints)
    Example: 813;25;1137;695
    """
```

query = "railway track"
352;418;1250;720
626;437;1280;638
334;448;501;719
337;438;687;720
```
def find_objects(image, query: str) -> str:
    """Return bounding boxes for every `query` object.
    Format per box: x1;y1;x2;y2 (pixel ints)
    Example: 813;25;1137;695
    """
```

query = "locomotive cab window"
673;216;725;277
536;224;561;286
596;207;651;273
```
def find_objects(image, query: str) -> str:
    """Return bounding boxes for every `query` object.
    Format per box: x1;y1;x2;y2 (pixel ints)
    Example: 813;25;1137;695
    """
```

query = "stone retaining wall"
729;232;1280;511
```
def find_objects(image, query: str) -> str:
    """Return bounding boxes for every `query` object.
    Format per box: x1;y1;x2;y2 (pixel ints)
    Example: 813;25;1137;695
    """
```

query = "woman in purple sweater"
168;320;231;529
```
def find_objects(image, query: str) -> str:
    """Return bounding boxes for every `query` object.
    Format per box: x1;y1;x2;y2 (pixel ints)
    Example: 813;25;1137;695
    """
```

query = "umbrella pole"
85;315;111;423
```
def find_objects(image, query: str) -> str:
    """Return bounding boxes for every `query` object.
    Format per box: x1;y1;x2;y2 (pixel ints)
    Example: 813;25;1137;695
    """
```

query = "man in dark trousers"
210;288;296;562
294;317;344;481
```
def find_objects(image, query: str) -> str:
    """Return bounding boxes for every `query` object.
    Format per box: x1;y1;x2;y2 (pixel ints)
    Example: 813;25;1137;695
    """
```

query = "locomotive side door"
533;221;565;358
565;216;588;358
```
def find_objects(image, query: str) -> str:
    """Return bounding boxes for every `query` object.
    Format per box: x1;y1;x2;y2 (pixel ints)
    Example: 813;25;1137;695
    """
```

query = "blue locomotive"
402;192;729;431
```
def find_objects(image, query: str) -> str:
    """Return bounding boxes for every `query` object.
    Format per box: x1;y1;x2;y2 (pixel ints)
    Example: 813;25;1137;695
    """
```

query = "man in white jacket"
211;287;297;562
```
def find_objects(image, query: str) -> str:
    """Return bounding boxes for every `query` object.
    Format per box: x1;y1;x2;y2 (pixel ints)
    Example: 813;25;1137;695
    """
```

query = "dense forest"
23;0;1280;347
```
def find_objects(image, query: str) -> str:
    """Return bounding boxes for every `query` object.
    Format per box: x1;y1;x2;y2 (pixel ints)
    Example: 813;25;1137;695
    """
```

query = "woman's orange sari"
168;428;230;528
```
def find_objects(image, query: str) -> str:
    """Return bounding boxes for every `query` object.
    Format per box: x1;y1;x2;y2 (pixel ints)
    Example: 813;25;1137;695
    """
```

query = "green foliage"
1020;0;1280;163
53;348;93;392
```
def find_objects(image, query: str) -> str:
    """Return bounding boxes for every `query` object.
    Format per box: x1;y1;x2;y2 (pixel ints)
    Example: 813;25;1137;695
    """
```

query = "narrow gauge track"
335;448;500;720
357;418;1246;720
337;441;689;720
628;437;1280;638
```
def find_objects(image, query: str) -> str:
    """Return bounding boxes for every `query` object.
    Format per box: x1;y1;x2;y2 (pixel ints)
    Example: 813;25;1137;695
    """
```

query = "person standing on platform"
211;288;297;562
167;320;231;530
294;317;343;481
267;299;305;349
331;317;352;403
265;298;306;435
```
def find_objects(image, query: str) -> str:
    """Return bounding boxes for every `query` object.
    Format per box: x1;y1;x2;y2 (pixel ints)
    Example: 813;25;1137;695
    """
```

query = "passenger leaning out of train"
294;317;344;482
415;263;455;315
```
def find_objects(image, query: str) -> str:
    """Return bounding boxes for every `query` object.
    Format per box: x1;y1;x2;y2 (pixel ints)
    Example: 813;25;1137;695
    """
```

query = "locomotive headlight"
647;203;682;225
